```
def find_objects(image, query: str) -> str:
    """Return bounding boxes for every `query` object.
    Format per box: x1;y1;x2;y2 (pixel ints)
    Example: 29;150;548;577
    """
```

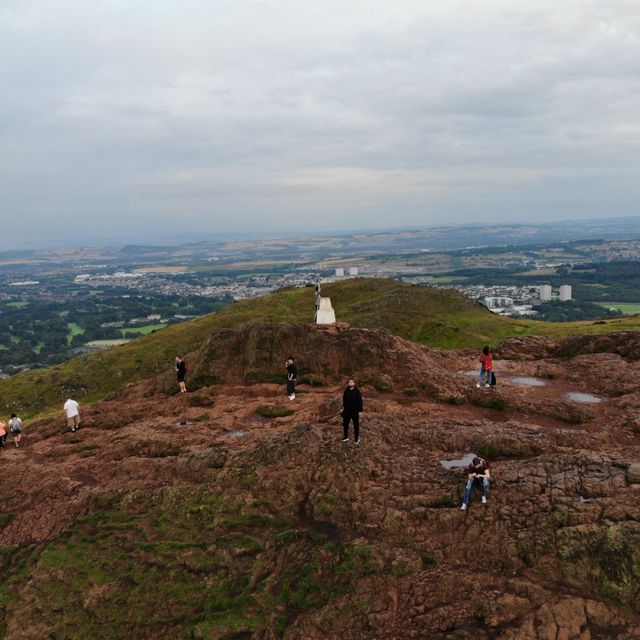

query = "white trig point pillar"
316;297;336;325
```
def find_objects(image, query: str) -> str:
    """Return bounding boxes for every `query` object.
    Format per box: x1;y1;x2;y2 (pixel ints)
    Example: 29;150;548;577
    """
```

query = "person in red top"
477;346;493;388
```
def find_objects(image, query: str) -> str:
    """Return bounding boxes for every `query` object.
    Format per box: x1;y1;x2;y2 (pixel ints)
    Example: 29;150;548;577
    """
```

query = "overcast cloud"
1;0;639;247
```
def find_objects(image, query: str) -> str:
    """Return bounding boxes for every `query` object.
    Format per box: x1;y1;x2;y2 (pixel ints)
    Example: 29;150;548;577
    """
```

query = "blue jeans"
477;366;487;385
463;477;489;506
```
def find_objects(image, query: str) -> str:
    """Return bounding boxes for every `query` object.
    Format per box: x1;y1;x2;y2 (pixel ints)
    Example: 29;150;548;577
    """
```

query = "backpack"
490;371;497;386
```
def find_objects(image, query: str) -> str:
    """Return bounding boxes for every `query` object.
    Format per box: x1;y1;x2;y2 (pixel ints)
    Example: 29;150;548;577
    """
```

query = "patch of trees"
530;301;622;323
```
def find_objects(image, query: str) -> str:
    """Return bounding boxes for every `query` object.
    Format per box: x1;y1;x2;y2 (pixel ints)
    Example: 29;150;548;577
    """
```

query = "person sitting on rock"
477;346;493;388
460;457;490;510
342;378;363;445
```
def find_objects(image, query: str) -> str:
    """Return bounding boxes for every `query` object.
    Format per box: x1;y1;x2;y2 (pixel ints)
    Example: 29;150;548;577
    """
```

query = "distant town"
2;220;640;376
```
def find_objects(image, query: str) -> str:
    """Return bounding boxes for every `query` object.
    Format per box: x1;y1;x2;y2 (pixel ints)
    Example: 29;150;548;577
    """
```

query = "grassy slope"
2;278;639;419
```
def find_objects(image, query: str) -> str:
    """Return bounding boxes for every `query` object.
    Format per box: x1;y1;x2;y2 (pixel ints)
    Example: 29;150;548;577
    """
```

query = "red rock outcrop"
1;325;640;639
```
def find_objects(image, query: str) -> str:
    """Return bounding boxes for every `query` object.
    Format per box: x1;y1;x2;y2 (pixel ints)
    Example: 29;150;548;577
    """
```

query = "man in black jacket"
342;378;363;444
286;356;298;400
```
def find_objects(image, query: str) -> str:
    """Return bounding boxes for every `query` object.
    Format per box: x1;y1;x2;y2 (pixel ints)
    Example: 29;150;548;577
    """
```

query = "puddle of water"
510;376;547;387
565;392;603;404
440;453;476;470
458;370;480;378
226;431;246;438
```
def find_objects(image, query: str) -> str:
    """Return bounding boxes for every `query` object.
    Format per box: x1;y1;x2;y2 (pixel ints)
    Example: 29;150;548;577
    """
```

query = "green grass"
120;323;167;337
0;491;380;638
66;322;85;345
2;278;640;419
5;301;28;309
595;302;640;315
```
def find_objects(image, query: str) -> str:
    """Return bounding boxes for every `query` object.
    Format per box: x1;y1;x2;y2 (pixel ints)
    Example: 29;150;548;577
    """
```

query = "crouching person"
460;456;490;510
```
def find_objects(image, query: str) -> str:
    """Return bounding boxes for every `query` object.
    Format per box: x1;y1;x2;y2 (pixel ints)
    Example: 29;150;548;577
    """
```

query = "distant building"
559;285;572;301
539;285;552;301
348;267;359;277
484;296;513;309
335;268;345;277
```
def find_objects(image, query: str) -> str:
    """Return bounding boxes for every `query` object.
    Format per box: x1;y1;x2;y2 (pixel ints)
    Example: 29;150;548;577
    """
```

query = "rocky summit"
1;323;640;640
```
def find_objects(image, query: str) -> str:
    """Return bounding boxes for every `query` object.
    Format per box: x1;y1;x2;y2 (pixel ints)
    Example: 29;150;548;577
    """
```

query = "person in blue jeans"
460;457;490;510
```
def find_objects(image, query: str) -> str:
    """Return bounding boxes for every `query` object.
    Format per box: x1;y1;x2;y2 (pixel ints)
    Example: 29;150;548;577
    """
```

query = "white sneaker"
476;383;481;388
289;394;296;401
354;439;360;445
342;438;349;442
482;496;487;504
460;503;467;510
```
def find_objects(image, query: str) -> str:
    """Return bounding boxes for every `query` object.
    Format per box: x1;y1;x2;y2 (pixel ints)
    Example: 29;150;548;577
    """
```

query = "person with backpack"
477;346;494;388
9;413;23;448
0;419;6;450
175;355;188;394
286;356;297;400
342;378;364;445
460;457;490;510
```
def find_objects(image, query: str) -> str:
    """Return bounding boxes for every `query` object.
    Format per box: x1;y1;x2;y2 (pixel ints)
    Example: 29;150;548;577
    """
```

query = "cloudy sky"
1;0;639;247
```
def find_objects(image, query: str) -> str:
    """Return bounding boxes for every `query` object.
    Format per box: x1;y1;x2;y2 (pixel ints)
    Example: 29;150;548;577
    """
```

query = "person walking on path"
64;398;81;432
477;346;493;388
286;356;297;400
342;378;363;444
175;355;187;394
0;419;6;450
9;413;23;448
460;457;490;510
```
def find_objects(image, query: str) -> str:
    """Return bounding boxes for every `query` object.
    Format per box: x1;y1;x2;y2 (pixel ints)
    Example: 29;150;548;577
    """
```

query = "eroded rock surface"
1;324;640;639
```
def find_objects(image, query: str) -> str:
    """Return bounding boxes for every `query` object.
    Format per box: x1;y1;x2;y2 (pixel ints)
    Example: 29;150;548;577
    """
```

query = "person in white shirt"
8;413;23;448
63;398;81;432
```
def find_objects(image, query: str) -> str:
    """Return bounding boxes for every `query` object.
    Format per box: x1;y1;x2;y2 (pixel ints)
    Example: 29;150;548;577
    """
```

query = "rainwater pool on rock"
227;431;247;438
509;376;547;387
564;392;603;404
440;453;477;470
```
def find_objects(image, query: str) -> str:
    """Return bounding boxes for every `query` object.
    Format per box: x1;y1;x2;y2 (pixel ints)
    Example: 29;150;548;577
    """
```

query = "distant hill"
2;278;640;418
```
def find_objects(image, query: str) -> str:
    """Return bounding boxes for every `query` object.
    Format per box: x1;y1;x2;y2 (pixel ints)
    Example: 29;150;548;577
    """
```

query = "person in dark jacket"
342;378;363;444
286;356;297;400
175;355;187;394
460;457;491;510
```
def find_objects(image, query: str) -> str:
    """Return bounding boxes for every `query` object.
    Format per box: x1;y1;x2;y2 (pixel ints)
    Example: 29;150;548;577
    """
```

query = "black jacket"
343;386;363;414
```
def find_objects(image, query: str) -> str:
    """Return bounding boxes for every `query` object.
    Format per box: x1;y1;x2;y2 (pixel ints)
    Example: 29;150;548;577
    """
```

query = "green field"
120;323;167;337
595;302;640;315
67;322;85;344
430;276;469;283
6;301;28;309
2;278;640;419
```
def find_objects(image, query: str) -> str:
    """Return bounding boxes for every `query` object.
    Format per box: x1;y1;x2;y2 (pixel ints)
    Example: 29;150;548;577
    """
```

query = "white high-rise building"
539;285;552;301
348;267;359;276
559;285;572;301
335;268;344;277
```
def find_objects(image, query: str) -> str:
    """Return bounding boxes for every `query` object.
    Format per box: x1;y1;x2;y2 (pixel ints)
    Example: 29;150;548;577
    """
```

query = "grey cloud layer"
1;0;639;246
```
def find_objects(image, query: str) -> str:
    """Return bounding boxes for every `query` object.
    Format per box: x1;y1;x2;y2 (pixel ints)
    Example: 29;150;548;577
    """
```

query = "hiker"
9;413;23;448
0;419;6;450
175;355;187;394
477;346;493;388
63;398;81;432
460;456;490;510
342;378;363;445
286;356;297;400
